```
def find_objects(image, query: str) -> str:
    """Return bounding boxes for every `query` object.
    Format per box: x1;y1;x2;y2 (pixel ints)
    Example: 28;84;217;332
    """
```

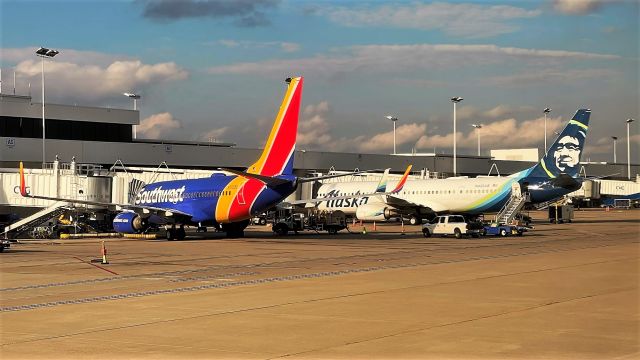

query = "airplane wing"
283;165;412;206
384;195;448;213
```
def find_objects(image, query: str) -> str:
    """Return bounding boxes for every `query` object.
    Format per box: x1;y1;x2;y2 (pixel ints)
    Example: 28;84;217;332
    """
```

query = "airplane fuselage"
135;174;296;224
317;170;572;216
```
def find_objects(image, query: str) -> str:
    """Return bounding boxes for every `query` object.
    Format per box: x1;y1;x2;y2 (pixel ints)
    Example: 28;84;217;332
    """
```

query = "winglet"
375;168;391;193
390;165;412;194
19;162;28;196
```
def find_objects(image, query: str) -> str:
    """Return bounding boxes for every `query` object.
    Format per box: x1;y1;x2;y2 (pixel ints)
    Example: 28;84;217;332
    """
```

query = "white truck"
422;215;483;238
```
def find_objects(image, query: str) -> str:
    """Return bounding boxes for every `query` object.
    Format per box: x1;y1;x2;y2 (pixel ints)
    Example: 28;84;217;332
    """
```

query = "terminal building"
1;92;638;236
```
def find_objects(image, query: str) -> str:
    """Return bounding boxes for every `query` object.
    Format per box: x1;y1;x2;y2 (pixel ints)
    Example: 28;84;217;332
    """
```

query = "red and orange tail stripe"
390;165;412;194
216;77;303;223
19;162;28;196
247;77;303;177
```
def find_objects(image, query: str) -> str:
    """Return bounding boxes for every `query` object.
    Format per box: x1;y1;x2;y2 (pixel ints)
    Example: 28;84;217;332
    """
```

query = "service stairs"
2;201;70;239
495;193;528;224
534;196;568;210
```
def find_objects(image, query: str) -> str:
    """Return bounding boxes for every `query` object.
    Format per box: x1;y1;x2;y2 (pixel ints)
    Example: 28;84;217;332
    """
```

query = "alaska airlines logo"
135;186;186;205
323;190;370;208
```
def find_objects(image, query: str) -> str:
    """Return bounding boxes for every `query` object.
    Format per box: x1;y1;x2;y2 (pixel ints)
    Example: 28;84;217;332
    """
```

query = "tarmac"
1;209;638;359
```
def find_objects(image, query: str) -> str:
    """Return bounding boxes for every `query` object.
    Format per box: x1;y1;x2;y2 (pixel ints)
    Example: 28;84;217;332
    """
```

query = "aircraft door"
511;182;522;198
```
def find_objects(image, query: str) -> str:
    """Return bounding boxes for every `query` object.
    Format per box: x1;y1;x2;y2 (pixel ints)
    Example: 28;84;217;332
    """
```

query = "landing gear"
222;220;249;238
409;216;422;225
176;225;186;240
196;222;207;233
165;226;176;240
166;225;186;240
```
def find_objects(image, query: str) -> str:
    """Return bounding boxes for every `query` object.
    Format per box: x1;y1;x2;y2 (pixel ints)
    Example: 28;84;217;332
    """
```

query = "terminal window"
0;116;132;142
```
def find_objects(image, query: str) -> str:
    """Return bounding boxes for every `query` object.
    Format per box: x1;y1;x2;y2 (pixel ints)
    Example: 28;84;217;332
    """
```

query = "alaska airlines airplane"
303;109;592;223
19;77;325;239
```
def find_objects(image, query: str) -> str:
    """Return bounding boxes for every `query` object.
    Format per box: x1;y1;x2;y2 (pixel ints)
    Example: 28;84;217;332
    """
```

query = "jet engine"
355;204;397;221
112;212;146;233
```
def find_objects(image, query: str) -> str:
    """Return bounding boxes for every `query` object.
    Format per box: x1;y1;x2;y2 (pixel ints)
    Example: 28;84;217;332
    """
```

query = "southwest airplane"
298;109;592;224
18;76;345;239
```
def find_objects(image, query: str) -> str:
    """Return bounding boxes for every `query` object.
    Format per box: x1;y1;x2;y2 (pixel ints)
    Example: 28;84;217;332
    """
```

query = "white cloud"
586;134;640;157
13;58;188;103
359;123;427;152
484;68;619;86
216;39;300;52
322;2;541;38
138;112;182;139
484;105;513;119
1;47;134;67
416;116;564;150
201;127;229;142
552;0;615;15
207;44;619;78
297;101;334;148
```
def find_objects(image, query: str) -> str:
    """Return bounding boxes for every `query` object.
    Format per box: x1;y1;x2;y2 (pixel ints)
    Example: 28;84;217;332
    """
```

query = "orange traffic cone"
101;241;109;264
373;221;377;231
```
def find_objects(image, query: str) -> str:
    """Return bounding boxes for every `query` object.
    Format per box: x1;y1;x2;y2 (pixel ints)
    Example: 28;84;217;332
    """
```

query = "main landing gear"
166;225;186;240
221;220;250;238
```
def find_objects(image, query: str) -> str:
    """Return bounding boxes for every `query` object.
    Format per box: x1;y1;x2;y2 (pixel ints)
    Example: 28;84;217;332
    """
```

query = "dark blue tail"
529;109;590;179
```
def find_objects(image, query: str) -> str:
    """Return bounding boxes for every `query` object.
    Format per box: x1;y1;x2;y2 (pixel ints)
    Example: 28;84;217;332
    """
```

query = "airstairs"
494;182;529;224
2;201;70;239
534;196;569;210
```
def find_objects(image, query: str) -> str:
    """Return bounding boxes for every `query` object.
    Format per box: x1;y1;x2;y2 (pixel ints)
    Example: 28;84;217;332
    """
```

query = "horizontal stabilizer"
551;173;581;190
219;168;292;187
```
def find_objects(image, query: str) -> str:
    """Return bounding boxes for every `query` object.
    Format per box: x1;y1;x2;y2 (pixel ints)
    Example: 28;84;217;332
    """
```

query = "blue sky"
1;0;638;162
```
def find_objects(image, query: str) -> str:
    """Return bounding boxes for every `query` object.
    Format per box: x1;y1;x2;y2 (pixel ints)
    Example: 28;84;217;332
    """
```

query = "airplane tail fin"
247;77;303;177
19;162;28;196
529;109;590;179
389;165;413;194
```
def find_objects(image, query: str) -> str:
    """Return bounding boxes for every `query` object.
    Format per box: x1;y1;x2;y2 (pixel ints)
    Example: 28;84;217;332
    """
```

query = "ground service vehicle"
422;215;483;238
0;239;10;252
272;210;347;235
548;205;574;223
483;223;527;237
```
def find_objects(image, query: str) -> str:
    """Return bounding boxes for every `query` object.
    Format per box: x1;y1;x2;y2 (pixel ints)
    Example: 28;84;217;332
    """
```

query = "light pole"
35;47;59;167
124;93;141;139
611;136;618;163
472;124;482;156
123;92;141;110
451;97;463;176
543;107;551;152
385;115;398;155
626;118;635;179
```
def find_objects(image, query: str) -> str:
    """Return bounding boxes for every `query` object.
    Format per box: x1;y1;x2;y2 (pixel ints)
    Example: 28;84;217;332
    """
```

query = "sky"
1;0;638;162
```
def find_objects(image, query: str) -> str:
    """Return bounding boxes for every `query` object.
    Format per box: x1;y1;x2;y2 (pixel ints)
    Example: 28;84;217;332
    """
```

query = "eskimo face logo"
553;135;581;171
135;186;186;205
